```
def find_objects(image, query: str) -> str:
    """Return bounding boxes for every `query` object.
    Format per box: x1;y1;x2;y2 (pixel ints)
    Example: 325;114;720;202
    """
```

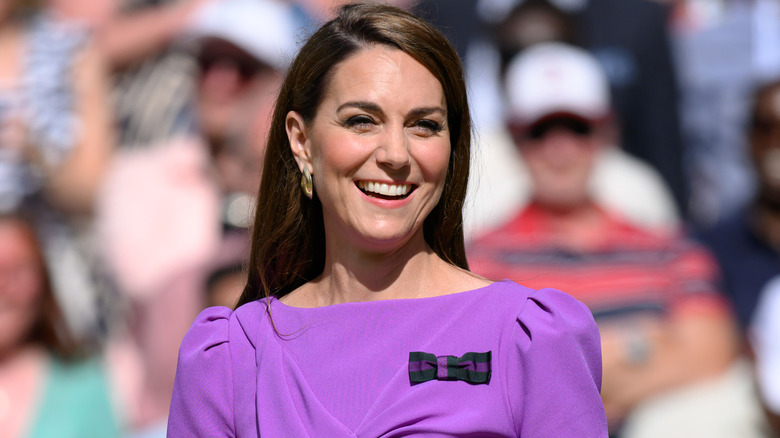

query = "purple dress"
167;280;608;437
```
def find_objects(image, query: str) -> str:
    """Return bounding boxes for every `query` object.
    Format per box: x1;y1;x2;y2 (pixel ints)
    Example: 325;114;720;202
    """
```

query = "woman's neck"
283;232;484;307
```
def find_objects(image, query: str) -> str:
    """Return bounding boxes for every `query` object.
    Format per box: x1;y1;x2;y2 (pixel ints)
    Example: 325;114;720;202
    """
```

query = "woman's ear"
286;111;313;174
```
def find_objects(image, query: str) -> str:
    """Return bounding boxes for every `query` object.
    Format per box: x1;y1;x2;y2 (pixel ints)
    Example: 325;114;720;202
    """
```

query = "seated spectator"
185;0;294;151
463;5;679;238
699;78;780;437
47;0;213;147
94;1;297;433
0;0;113;215
0;213;120;437
467;43;756;437
0;0;115;340
476;0;687;215
698;80;780;332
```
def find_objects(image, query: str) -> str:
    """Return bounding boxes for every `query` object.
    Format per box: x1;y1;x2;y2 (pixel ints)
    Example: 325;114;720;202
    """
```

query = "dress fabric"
29;357;120;438
167;280;608;437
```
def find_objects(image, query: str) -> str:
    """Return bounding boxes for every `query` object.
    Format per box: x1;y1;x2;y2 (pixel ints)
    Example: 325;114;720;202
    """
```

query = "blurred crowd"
0;0;779;437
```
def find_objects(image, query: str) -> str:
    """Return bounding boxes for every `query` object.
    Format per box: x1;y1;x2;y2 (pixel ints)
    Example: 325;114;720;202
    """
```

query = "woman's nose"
375;128;411;169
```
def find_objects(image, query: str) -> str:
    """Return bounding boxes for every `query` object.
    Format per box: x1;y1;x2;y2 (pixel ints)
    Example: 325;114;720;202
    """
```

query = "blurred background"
0;0;779;437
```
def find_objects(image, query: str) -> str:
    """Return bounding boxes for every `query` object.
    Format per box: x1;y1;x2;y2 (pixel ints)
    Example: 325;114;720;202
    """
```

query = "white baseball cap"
504;42;610;127
185;0;298;71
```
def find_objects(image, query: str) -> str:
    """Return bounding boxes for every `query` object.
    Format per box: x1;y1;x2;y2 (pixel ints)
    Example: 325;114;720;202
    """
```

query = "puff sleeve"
511;288;608;436
167;307;235;437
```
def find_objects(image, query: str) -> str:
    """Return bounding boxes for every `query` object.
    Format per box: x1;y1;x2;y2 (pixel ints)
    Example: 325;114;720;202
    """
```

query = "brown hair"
0;214;80;359
237;2;472;306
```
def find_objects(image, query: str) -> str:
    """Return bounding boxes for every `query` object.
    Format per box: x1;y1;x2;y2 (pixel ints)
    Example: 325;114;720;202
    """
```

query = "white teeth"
358;181;411;197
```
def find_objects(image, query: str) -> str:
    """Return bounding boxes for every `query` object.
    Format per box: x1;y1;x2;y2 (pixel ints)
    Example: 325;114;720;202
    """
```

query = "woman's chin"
349;228;423;255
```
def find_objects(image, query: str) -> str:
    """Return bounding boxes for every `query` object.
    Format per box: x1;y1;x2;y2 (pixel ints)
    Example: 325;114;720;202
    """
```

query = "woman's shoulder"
485;281;599;346
498;282;608;435
179;301;270;354
169;301;270;436
484;280;591;313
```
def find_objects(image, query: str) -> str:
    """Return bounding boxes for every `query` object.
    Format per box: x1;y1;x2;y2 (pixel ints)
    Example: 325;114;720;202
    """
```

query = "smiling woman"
167;3;608;437
285;45;452;259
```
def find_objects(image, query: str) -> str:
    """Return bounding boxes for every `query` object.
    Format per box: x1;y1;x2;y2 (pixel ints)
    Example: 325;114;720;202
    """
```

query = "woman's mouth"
356;181;414;200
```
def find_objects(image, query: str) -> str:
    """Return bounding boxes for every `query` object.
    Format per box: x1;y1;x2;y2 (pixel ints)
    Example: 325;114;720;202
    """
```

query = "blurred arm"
95;0;208;69
43;43;114;214
600;308;739;424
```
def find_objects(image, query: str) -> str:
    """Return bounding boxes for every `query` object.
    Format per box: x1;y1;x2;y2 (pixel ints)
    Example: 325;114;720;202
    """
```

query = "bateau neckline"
268;280;508;311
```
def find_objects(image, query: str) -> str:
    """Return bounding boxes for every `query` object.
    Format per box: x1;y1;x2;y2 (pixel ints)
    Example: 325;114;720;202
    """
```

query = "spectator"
0;213;120;437
0;0;113;214
573;0;687;215
95;0;298;433
98;0;297;312
466;43;755;436
667;0;780;226
47;0;216;147
474;0;687;216
697;80;780;332
186;0;294;165
463;0;679;238
0;0;115;340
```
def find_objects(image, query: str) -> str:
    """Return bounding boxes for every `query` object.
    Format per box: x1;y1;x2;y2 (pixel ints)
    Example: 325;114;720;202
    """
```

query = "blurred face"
514;116;604;209
0;221;43;354
287;46;450;254
215;68;282;194
196;38;280;144
752;85;780;203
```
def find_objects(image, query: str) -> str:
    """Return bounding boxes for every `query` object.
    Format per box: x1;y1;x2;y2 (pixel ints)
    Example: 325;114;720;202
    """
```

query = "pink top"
167;280;608;437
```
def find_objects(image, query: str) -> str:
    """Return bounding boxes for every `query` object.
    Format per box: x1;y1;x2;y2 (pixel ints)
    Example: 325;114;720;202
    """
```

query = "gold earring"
300;167;313;199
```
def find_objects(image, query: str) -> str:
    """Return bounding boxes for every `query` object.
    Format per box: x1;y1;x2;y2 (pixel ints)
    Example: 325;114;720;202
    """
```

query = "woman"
0;214;119;438
0;0;114;344
168;3;607;436
0;0;113;214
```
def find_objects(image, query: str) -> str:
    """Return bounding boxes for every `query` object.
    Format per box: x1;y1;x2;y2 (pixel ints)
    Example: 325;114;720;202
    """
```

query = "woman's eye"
411;119;444;136
344;115;375;130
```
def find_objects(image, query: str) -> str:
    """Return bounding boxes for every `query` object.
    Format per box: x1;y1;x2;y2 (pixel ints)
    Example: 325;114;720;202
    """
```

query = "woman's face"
0;221;43;354
288;46;451;254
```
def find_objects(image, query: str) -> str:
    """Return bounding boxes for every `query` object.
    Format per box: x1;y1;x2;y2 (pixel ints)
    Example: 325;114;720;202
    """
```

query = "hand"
599;320;666;425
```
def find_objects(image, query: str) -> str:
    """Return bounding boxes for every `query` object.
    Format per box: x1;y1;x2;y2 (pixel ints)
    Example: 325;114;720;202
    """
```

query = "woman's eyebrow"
337;101;382;113
408;107;447;119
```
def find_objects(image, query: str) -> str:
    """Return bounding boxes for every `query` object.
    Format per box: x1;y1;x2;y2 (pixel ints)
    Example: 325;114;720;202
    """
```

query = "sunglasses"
197;52;266;82
525;117;594;140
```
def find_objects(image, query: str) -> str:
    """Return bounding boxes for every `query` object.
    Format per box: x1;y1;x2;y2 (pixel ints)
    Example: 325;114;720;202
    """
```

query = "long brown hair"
237;3;472;306
0;214;79;359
